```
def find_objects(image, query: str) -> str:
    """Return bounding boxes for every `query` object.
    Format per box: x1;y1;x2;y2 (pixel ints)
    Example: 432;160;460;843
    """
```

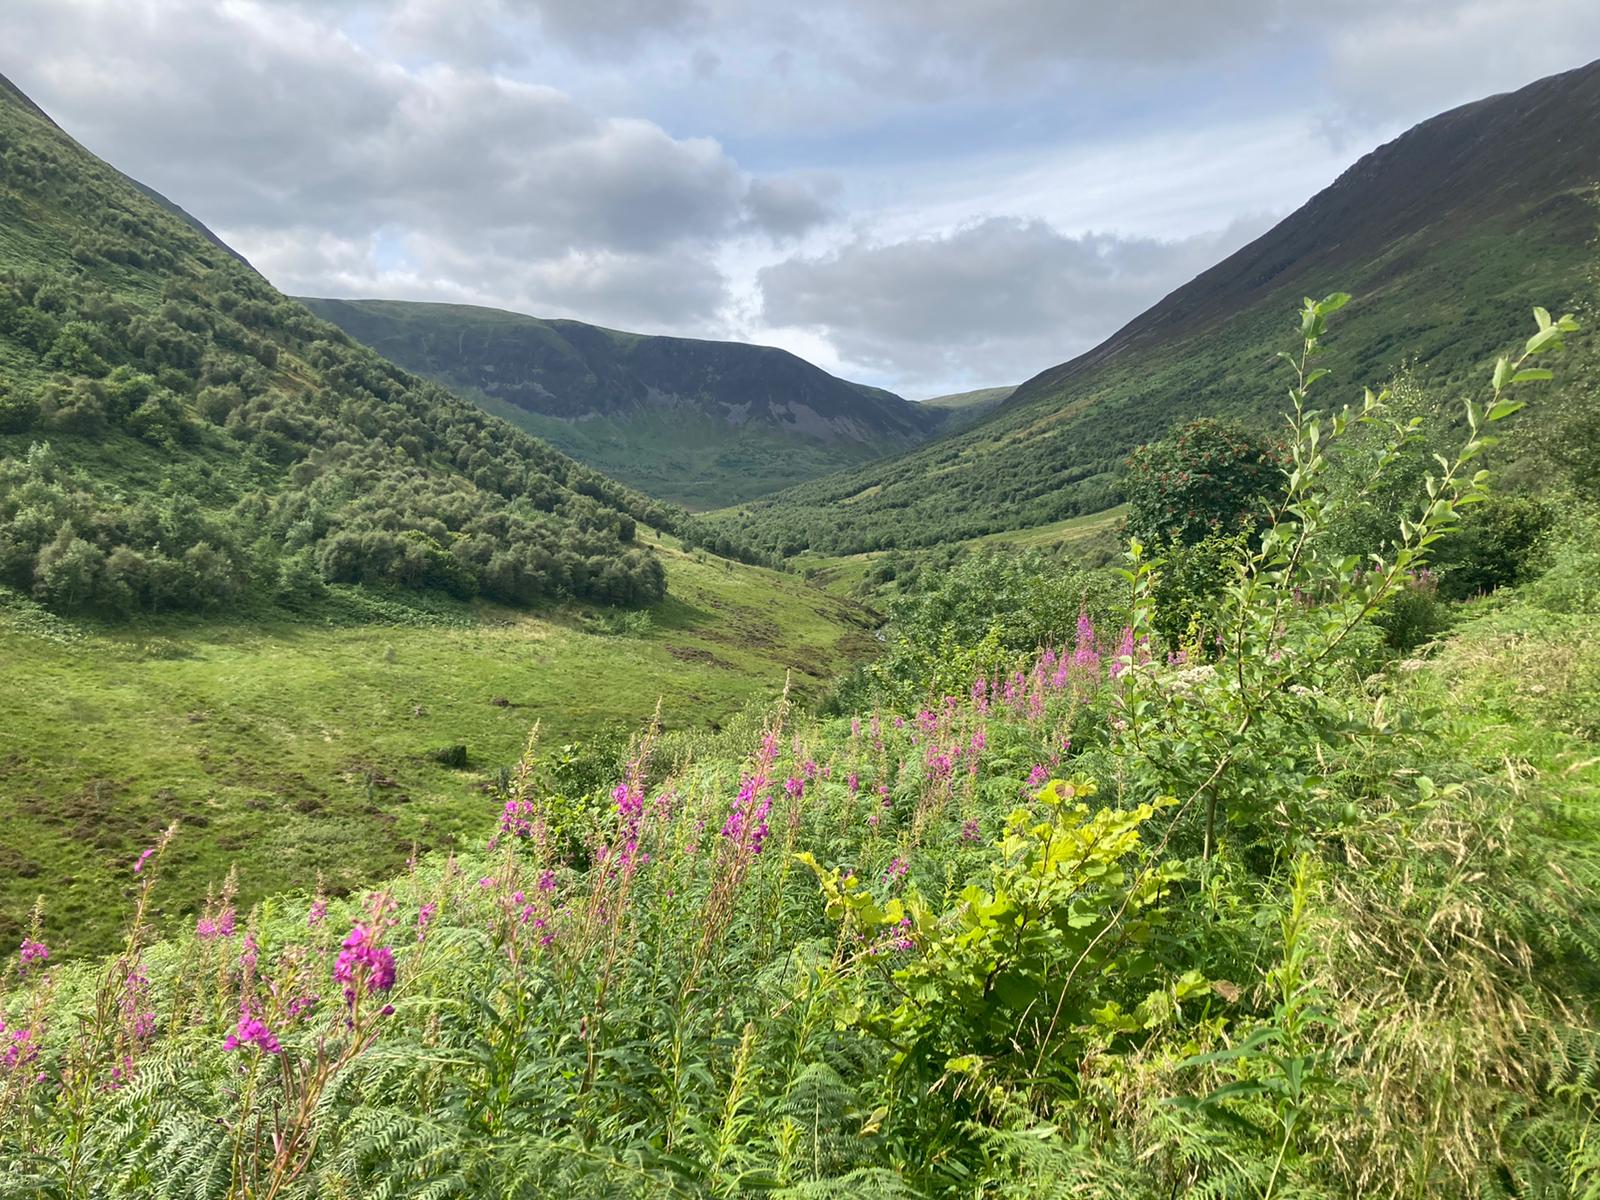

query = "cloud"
758;216;1269;389
742;175;839;240
5;0;824;331
1319;0;1600;131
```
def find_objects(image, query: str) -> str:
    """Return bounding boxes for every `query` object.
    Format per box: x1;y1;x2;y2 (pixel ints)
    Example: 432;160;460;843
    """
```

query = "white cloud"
6;0;1598;392
759;215;1269;389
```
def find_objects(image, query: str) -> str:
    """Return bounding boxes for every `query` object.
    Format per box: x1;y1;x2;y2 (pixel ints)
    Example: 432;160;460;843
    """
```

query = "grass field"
0;531;876;956
795;503;1129;600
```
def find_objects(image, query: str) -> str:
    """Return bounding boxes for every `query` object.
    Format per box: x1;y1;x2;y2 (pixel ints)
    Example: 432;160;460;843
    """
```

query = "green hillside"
0;75;881;955
301;297;944;509
0;529;875;958
0;72;709;619
704;61;1600;557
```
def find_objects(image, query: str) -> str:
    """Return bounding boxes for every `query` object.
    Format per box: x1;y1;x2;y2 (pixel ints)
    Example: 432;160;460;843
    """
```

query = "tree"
33;525;104;610
1124;418;1284;548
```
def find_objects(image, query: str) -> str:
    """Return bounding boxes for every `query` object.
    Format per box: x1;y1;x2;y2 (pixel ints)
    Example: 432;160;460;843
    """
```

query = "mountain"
0;73;707;617
705;60;1600;557
300;297;945;509
919;385;1015;411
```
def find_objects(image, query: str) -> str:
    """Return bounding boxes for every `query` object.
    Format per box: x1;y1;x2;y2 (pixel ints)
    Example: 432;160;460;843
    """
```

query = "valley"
1;27;1598;1200
0;530;874;957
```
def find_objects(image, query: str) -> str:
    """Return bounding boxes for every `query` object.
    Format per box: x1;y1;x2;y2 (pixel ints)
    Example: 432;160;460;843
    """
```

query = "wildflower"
784;776;805;799
415;902;437;942
195;909;235;941
307;898;328;927
1110;625;1136;678
960;818;982;843
847;773;860;793
1073;610;1100;673
333;924;397;1004
890;915;914;952
133;847;156;874
1;1023;39;1073
287;994;319;1020
121;963;155;1043
223;1009;282;1055
17;938;48;974
1026;764;1050;789
884;857;908;884
537;869;556;892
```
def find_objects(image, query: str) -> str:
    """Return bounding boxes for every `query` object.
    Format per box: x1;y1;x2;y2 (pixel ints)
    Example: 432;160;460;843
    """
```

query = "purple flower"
1027;764;1050;789
133;847;156;875
847;773;860;793
223;1010;282;1055
307;898;328;928
1;1023;39;1072
537;869;556;893
884;857;908;884
334;924;397;1004
960;818;982;844
17;938;48;974
415;903;438;942
1073;610;1100;672
196;909;235;942
1110;626;1136;678
287;994;319;1020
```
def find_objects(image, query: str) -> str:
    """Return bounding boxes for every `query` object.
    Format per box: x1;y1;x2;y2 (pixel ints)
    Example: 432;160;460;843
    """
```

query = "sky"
7;1;1600;397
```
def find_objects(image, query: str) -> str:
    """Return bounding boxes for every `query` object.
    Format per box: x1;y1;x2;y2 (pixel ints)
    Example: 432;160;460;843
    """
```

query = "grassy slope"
706;63;1600;557
299;297;942;510
796;504;1129;601
0;530;875;957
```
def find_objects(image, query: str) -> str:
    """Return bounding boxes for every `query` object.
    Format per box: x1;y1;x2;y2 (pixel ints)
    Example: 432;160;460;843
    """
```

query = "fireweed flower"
720;729;780;857
1074;610;1100;672
960;818;982;843
133;847;156;874
1027;764;1050;789
307;898;328;927
1;1022;39;1073
17;938;48;974
415;903;438;942
333;924;397;1005
884;857;909;884
121;963;155;1043
847;773;860;793
223;1008;282;1055
195;909;235;941
1110;626;1136;678
537;869;556;893
287;994;320;1020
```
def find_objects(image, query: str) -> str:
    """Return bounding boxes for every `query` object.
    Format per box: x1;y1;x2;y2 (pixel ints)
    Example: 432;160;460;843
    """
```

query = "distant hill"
917;384;1015;429
301;298;945;509
707;59;1600;557
0;72;694;617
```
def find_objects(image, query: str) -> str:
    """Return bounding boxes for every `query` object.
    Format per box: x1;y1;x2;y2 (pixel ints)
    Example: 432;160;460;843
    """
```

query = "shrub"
1124;416;1284;548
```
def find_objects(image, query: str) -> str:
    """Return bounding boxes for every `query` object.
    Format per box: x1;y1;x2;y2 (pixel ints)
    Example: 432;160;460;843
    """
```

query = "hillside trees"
0;81;776;615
